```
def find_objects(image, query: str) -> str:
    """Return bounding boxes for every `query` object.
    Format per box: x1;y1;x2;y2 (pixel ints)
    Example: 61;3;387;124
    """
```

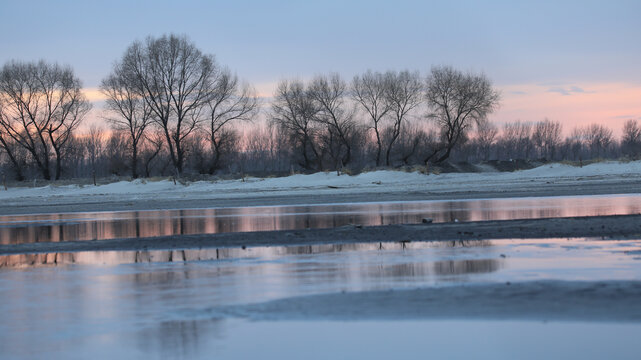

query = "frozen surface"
1;193;640;245
1;238;641;359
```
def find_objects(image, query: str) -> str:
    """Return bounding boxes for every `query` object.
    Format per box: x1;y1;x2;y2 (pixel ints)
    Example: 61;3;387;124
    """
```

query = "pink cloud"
493;82;641;136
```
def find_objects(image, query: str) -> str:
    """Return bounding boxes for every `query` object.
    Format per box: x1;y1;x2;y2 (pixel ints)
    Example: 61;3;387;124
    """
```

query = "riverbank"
0;161;639;215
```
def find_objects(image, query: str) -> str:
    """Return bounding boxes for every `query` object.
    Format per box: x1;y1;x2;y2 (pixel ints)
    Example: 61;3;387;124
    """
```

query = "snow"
0;160;639;202
513;161;641;177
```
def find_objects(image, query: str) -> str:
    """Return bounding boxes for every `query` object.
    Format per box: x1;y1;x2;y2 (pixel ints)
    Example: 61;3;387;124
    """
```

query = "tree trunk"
209;139;221;175
375;129;382;167
54;149;62;180
435;146;453;164
385;125;401;166
176;144;184;176
342;143;351;168
385;142;394;167
41;161;51;181
163;127;180;176
131;143;138;179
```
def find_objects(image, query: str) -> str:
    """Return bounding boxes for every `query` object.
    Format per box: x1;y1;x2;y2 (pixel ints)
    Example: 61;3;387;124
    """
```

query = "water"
2;193;640;245
128;320;640;360
8;319;639;360
2;195;641;358
1;238;640;359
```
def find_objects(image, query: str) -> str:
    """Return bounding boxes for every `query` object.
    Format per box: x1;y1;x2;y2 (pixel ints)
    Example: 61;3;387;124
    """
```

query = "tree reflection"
432;259;502;275
136;319;225;358
2;195;639;245
0;240;498;270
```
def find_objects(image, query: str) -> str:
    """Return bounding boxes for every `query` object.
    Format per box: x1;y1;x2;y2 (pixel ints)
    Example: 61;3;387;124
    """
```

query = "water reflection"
136;319;225;359
1;194;640;245
0;240;494;268
2;238;641;359
432;259;502;275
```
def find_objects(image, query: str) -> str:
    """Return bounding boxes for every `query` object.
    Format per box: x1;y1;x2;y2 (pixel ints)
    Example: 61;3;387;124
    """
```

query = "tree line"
0;34;639;182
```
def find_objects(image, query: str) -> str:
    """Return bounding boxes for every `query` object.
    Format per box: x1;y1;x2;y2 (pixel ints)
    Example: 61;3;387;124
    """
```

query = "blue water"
1;237;640;359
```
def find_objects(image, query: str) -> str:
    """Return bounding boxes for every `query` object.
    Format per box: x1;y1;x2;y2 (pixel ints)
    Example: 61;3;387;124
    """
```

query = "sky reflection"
1;237;641;359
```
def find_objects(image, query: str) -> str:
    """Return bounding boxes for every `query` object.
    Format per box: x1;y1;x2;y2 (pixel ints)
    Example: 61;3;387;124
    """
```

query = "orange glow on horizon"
79;81;641;137
82;88;108;102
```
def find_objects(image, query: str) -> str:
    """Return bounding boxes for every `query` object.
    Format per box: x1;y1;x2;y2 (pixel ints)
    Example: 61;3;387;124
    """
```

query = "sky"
1;0;640;134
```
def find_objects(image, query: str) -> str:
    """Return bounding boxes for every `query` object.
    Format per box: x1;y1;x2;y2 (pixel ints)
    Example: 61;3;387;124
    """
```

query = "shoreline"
2;214;640;257
0;162;639;215
1;178;640;216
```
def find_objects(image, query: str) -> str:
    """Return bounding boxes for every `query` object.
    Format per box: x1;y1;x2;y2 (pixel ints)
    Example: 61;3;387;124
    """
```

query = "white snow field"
0;161;640;211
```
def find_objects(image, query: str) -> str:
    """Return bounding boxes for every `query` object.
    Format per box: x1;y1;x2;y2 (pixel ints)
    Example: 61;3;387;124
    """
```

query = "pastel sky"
1;0;640;134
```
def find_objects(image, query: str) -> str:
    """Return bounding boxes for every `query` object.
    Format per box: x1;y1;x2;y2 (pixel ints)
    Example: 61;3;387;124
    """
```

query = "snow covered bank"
2;160;640;199
0;161;640;214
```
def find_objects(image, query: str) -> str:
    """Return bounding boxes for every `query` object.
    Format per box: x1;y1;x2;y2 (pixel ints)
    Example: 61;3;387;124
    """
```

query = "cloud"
610;114;641;120
569;86;586;93
546;85;595;96
510;90;527;95
547;87;571;96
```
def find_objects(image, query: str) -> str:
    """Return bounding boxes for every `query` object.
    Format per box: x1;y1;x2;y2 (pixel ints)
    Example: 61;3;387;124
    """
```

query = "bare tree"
384;70;422;166
207;127;239;173
104;130;129;176
566;127;585;161
140;131;165;177
85;126;104;184
395;123;433;165
622;119;641;159
100;63;152;179
121;34;217;176
352;71;392;166
0;101;25;180
583;123;613;158
271;79;322;171
243;126;271;174
309;73;355;169
206;68;258;173
268;123;293;173
476;121;499;161
0;60;90;180
423;66;500;165
532;119;562;160
498;121;533;160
